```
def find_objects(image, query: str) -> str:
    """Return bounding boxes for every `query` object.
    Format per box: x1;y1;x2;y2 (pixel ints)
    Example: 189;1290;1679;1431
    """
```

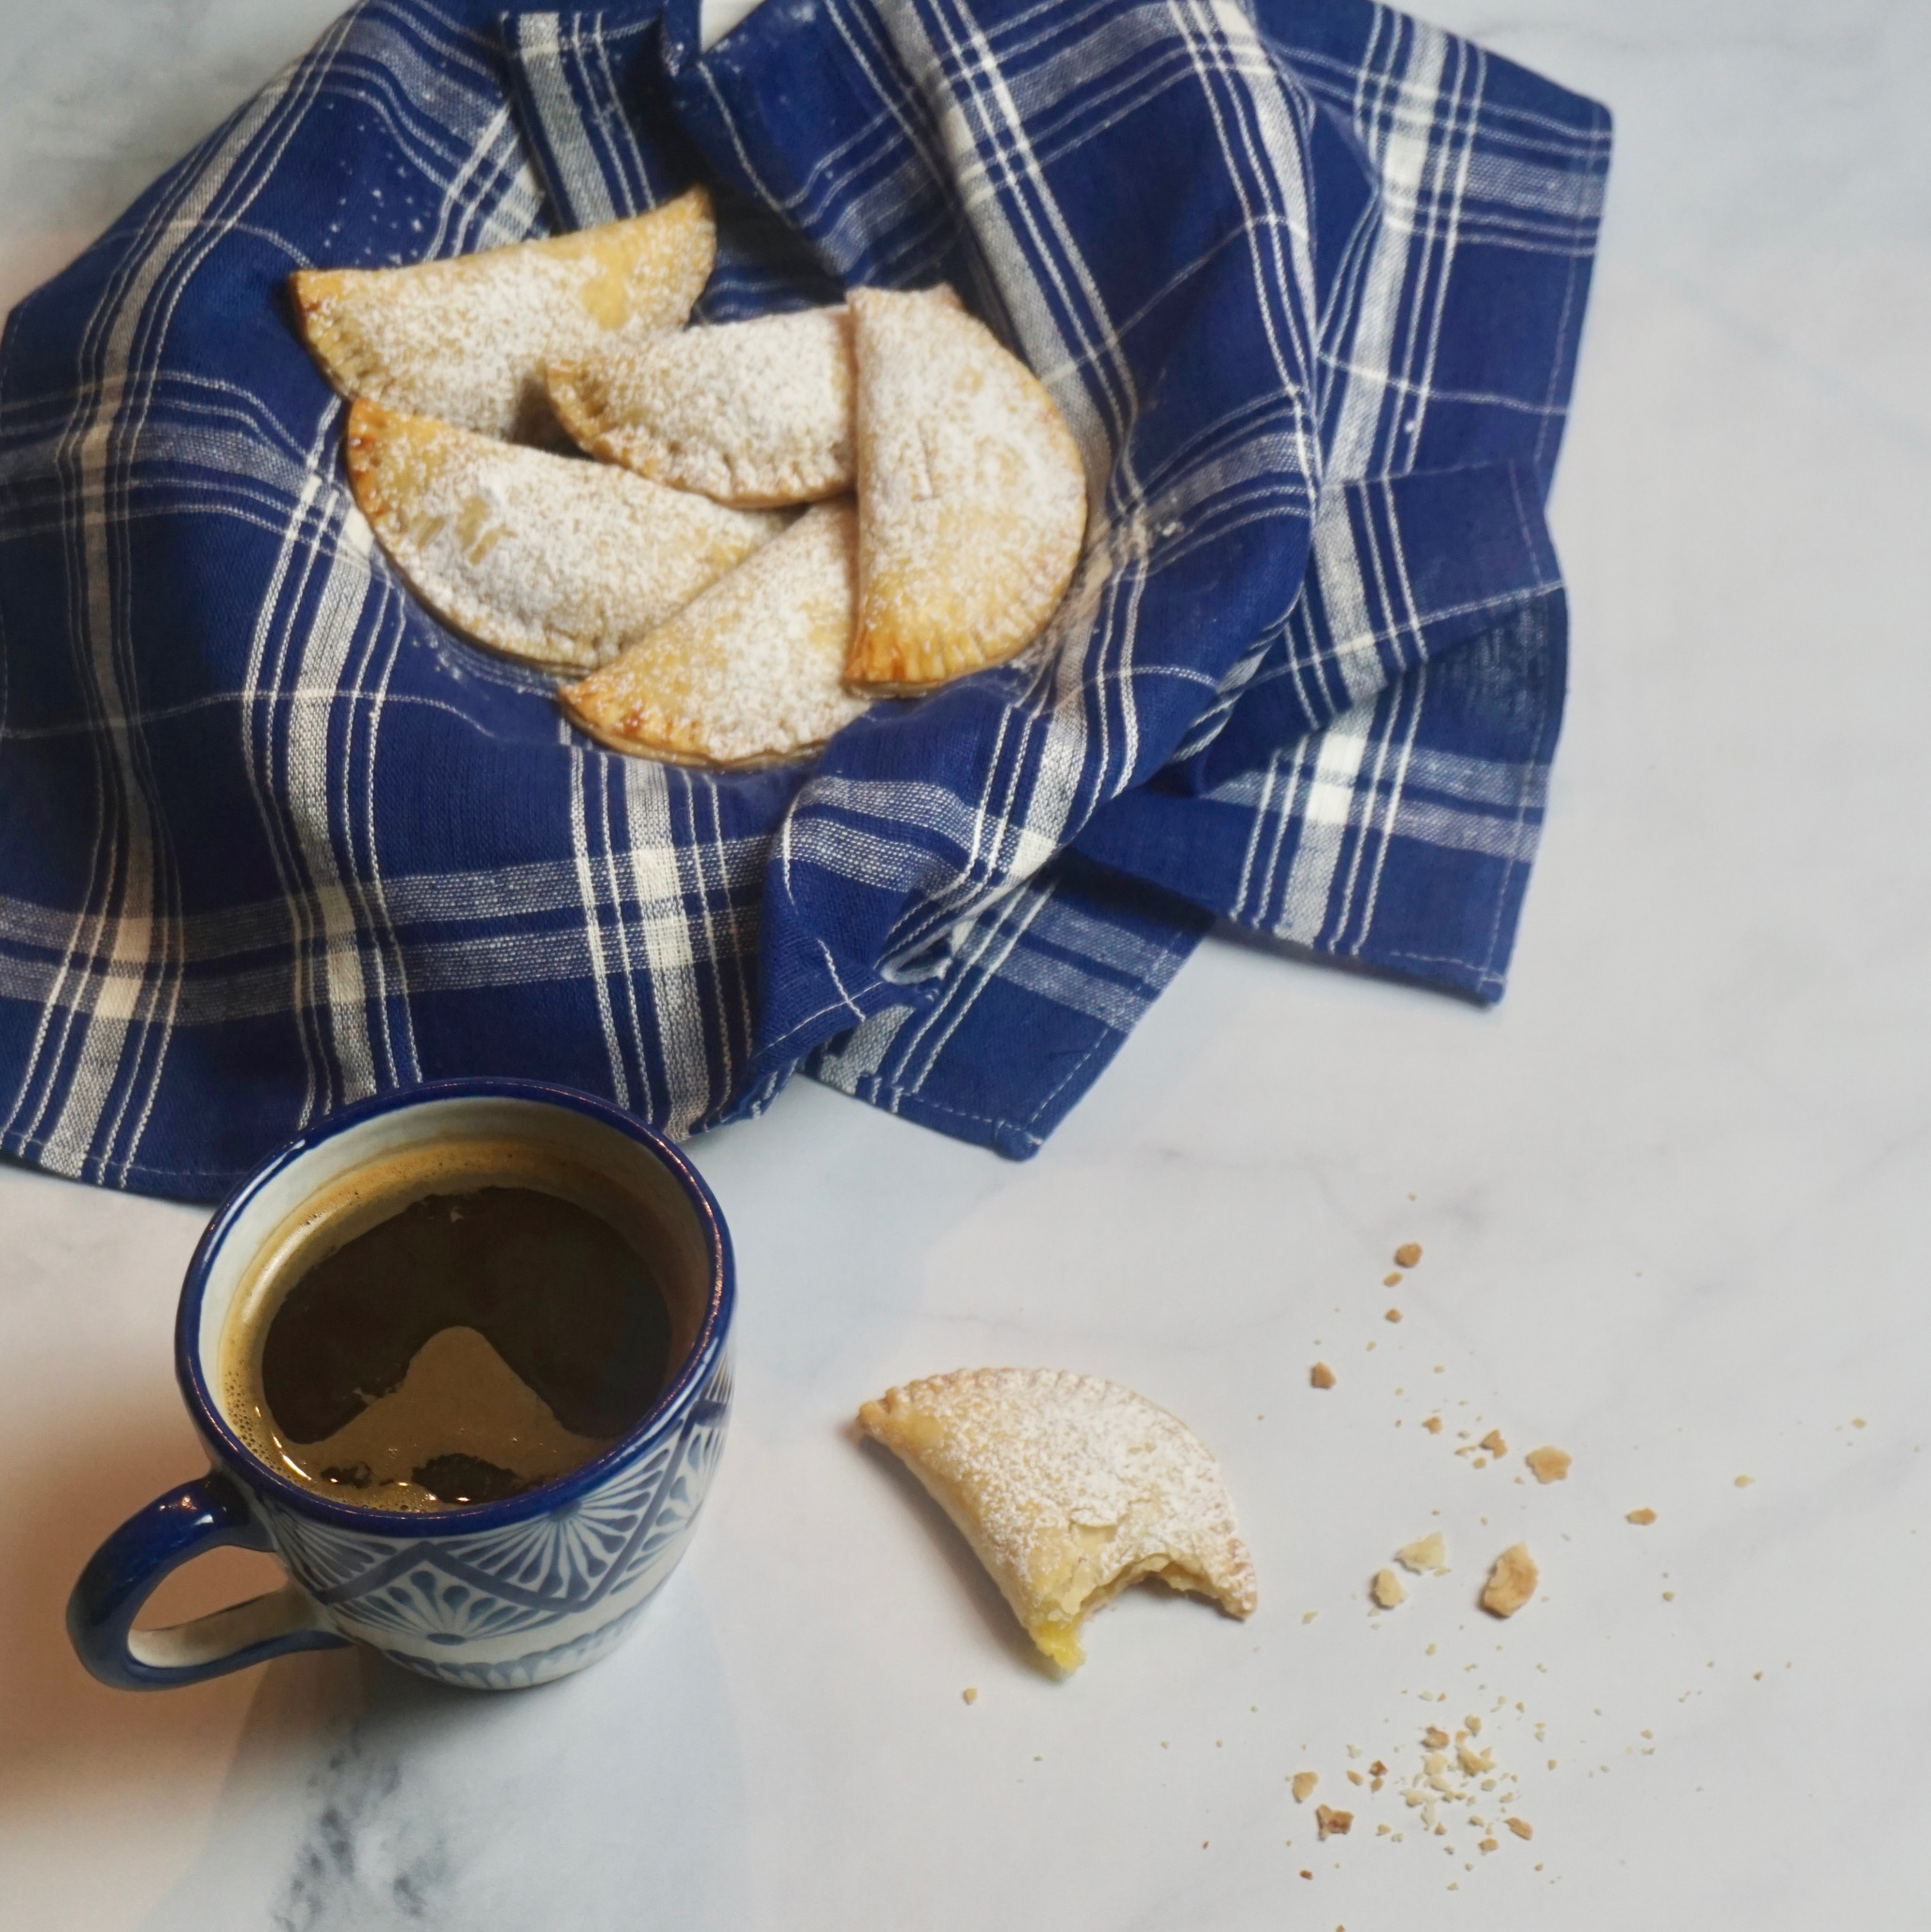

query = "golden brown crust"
343;396;782;673
1479;1543;1539;1618
845;286;1086;694
557;500;867;768
292;188;715;441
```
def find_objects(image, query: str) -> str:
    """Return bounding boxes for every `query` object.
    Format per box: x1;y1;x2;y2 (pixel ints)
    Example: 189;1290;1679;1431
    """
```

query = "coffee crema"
220;1137;679;1512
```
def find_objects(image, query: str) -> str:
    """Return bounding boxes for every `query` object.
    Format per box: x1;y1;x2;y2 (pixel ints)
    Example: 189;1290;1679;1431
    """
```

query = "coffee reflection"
222;1145;675;1512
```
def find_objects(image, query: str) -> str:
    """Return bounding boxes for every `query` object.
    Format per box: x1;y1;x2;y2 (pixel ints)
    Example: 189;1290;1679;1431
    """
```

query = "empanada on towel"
292;187;715;441
847;287;1087;693
857;1368;1256;1671
558;500;868;768
344;398;784;674
549;306;855;507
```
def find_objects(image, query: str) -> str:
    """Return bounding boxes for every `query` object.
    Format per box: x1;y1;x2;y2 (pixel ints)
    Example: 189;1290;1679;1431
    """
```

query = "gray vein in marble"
276;1729;454;1932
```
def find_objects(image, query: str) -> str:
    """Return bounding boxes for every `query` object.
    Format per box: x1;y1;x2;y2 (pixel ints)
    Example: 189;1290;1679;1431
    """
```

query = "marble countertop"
3;0;1928;1924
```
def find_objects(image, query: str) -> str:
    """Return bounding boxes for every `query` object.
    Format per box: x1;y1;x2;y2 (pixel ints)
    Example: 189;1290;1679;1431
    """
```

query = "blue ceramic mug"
68;1080;734;1692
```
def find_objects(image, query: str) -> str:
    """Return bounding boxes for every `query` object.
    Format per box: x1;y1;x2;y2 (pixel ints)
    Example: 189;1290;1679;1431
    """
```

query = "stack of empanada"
293;188;1088;768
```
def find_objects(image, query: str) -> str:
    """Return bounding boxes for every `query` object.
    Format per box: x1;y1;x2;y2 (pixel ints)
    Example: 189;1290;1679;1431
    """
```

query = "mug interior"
183;1085;726;1527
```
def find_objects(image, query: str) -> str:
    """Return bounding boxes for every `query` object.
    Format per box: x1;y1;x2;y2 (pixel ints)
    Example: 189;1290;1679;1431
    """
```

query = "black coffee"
225;1169;674;1511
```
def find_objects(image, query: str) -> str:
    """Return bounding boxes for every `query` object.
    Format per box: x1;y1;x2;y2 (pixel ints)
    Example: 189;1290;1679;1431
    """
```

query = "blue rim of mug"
175;1078;734;1537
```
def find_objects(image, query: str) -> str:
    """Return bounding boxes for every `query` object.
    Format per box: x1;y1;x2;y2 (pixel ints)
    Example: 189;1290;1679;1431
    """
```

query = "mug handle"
67;1469;350;1689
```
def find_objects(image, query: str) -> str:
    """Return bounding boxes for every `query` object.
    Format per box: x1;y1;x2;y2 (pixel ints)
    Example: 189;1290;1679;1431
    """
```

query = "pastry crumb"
1346;1768;1364;1786
1385;1271;1403;1287
1479;1428;1507;1456
1385;1308;1403;1323
1396;1531;1447;1572
1525;1445;1571;1484
1479;1837;1498;1853
962;1686;978;1705
1372;1568;1408;1609
1315;1805;1353;1840
1395;1243;1423;1268
1626;1507;1657;1525
1424;1726;1451;1750
1303;1610;1319;1624
1422;1415;1443;1434
1292;1771;1319;1802
1311;1362;1337;1389
1480;1544;1538;1618
1507;1817;1533;1840
1734;1474;1754;1488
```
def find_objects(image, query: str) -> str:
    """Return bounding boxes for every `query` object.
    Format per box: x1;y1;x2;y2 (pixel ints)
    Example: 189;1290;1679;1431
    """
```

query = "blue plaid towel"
0;0;1608;1199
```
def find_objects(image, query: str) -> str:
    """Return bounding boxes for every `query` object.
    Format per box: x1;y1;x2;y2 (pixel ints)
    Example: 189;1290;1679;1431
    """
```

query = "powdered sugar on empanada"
549;305;854;506
344;398;783;672
858;1367;1254;1670
558;499;868;766
292;189;714;442
847;286;1086;693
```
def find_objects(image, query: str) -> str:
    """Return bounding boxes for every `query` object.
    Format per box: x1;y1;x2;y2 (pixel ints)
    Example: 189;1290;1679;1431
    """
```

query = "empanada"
557;499;868;767
857;1368;1256;1670
846;286;1087;693
343;397;784;673
548;306;855;506
292;188;715;442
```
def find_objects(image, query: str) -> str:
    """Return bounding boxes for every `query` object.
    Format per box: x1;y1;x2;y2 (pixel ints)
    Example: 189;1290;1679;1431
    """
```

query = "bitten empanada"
857;1368;1256;1670
548;306;855;506
343;398;784;673
292;188;715;442
557;499;868;767
846;286;1087;693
